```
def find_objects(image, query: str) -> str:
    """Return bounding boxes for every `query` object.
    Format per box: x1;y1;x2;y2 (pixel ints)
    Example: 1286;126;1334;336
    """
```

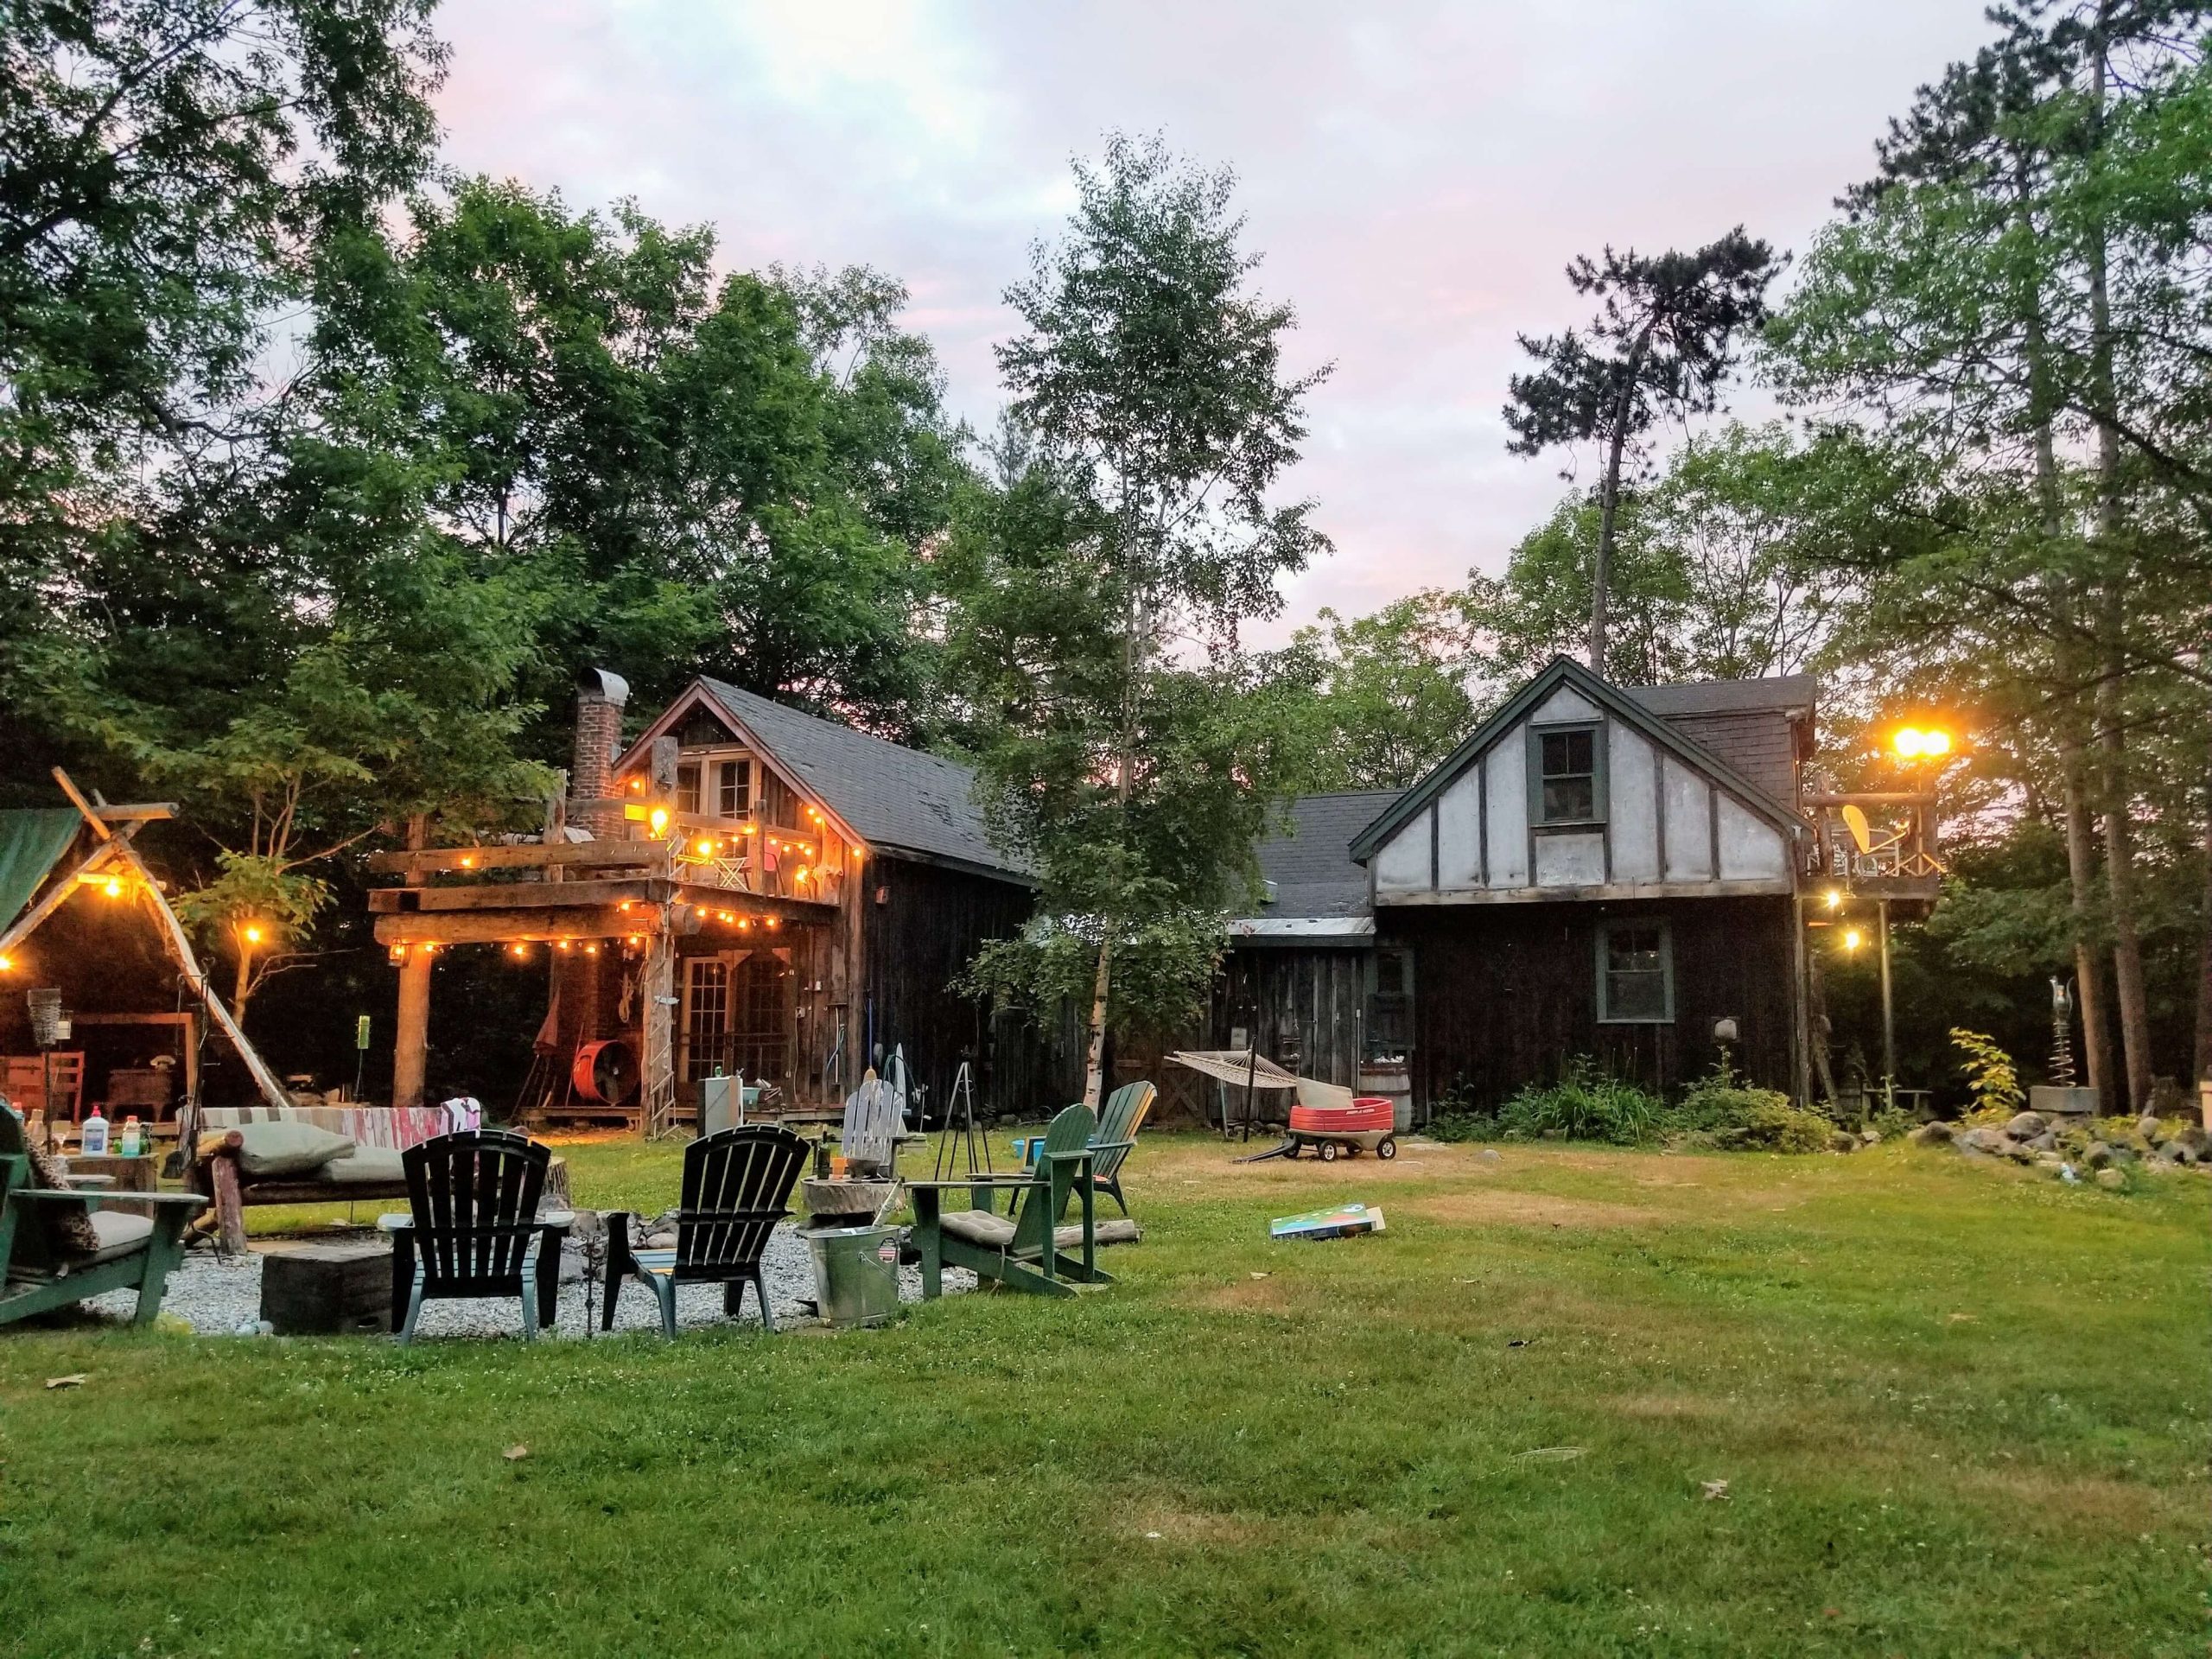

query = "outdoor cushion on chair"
233;1121;354;1178
320;1146;405;1184
79;1211;155;1265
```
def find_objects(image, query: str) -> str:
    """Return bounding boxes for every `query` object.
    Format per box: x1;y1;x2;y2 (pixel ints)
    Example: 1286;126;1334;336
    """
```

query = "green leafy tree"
1503;232;1780;671
1260;593;1480;791
947;135;1331;1103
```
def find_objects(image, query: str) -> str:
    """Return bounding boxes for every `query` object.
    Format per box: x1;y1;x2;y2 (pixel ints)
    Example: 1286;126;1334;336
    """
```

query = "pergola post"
393;950;432;1109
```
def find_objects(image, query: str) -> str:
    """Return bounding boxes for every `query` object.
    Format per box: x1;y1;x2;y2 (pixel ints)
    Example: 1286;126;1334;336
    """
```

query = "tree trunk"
2061;742;2114;1108
1082;931;1113;1112
2196;754;2212;1095
2085;28;2156;1112
1589;420;1626;673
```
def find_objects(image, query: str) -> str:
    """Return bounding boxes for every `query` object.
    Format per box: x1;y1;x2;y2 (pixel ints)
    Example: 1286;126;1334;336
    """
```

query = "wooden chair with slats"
385;1130;570;1344
601;1125;808;1337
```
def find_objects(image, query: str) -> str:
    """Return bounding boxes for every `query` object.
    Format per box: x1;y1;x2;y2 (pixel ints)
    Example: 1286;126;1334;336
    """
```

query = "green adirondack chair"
1;1106;206;1329
908;1102;1128;1300
1087;1080;1155;1217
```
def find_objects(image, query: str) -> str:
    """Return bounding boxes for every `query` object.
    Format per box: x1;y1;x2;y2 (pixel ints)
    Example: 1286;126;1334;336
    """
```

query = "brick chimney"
571;667;630;838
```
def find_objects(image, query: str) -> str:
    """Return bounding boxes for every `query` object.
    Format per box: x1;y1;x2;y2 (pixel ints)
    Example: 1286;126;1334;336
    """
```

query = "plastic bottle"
118;1116;143;1158
79;1107;109;1156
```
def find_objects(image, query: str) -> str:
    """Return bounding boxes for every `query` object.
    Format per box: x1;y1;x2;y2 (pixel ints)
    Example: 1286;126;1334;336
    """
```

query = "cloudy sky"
433;1;1996;640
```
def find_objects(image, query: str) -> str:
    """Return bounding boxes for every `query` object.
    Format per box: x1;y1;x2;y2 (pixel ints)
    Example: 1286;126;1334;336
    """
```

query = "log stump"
259;1242;394;1335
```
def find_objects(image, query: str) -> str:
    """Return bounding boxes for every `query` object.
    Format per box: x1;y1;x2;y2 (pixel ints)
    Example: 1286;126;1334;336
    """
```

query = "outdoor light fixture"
459;855;475;868
1842;927;1865;951
510;943;529;958
0;955;13;972
243;924;264;944
1826;889;1845;911
1892;725;1953;759
696;838;715;855
102;877;123;899
648;806;670;835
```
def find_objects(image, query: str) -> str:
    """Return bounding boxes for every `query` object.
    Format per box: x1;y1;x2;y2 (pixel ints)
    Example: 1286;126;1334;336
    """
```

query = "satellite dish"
1840;803;1872;854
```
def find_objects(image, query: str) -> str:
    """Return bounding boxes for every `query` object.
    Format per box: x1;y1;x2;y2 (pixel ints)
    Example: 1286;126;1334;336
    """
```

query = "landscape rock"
1910;1122;1956;1147
2094;1168;2128;1191
1859;1128;1880;1147
1828;1131;1859;1154
2004;1110;2048;1141
2005;1141;2039;1165
2026;1131;2057;1152
1959;1127;2011;1155
2171;1124;2210;1158
2154;1142;2189;1166
2135;1114;2164;1144
2084;1141;2120;1169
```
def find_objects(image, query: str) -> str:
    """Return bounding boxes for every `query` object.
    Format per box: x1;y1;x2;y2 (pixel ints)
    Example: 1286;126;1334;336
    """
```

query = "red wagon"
1284;1095;1398;1162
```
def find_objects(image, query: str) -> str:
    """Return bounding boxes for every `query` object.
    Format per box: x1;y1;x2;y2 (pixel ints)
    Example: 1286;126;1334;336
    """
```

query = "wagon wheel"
1376;1135;1398;1160
1319;1141;1339;1162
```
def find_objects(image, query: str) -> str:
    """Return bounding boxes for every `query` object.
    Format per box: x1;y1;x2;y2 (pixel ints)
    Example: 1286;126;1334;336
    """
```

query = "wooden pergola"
365;833;831;1134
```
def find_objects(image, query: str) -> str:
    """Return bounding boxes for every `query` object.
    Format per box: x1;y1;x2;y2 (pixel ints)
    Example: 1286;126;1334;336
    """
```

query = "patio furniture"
383;1130;570;1344
602;1125;808;1337
908;1103;1127;1300
192;1103;460;1254
1;1104;206;1328
835;1074;906;1176
1088;1080;1155;1217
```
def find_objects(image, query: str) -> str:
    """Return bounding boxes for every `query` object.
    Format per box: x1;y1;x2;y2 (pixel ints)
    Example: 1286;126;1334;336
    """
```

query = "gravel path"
88;1226;974;1339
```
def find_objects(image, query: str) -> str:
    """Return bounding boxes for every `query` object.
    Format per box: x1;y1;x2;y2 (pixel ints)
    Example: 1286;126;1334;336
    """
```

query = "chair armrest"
377;1213;415;1233
903;1176;1038;1191
1084;1139;1137;1155
11;1188;207;1212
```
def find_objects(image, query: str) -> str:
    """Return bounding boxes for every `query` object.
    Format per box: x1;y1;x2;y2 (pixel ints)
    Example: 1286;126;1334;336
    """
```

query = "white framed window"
1596;920;1673;1024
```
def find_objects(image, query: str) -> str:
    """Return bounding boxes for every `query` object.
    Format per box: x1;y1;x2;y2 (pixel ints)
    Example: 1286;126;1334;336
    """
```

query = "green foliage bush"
1949;1028;2025;1122
1494;1058;1667;1146
1673;1051;1834;1152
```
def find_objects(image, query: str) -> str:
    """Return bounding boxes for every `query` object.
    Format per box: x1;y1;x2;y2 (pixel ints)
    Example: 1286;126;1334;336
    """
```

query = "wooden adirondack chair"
1087;1080;1155;1217
907;1103;1129;1300
601;1125;807;1337
384;1130;570;1345
1;1105;205;1328
836;1076;906;1175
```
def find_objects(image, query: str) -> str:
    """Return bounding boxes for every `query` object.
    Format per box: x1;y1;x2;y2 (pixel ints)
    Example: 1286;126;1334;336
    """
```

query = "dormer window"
1532;725;1605;824
676;764;701;816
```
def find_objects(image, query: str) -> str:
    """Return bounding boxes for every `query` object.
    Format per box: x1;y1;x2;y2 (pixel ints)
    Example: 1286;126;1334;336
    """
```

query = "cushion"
1057;1218;1141;1249
81;1211;155;1265
318;1146;406;1185
22;1140;101;1255
937;1211;1141;1251
233;1121;354;1178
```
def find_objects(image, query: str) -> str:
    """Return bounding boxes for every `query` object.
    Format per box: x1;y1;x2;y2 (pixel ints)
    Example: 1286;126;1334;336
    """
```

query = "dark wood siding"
1389;895;1796;1114
1211;948;1369;1088
859;855;1077;1119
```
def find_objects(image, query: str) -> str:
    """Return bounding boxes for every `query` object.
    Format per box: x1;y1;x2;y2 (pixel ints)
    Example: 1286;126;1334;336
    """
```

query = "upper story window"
676;764;701;816
1535;726;1602;823
715;759;752;818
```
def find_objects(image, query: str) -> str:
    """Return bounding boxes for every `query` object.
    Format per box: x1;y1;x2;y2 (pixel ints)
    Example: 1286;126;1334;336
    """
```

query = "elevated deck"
1804;793;1943;917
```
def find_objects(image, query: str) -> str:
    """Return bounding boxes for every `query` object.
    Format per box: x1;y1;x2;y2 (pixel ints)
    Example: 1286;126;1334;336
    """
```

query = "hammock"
1166;1050;1300;1090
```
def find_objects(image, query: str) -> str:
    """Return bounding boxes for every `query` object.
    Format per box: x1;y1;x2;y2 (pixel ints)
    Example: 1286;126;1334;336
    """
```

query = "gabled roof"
1626;675;1817;720
1243;791;1400;921
623;679;1030;884
1346;657;1805;865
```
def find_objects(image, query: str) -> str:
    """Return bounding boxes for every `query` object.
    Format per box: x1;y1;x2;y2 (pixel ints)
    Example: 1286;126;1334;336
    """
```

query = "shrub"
1425;1112;1493;1144
1673;1050;1834;1154
1949;1028;2024;1121
1496;1058;1666;1146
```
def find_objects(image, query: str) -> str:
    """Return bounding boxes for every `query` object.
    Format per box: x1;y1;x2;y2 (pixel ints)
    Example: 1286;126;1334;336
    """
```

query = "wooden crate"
259;1243;394;1336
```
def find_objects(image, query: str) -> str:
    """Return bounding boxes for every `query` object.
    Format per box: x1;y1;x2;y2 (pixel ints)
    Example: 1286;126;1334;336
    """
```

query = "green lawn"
3;1132;2204;1656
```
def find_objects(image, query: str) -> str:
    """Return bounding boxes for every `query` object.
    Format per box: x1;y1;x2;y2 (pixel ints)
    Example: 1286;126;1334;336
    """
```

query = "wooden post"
1877;897;1895;1110
392;816;431;1110
392;950;432;1110
210;1152;248;1256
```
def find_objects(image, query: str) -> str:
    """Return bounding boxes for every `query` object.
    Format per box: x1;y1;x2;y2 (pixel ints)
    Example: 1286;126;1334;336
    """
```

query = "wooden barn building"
1195;657;1936;1122
370;670;1077;1131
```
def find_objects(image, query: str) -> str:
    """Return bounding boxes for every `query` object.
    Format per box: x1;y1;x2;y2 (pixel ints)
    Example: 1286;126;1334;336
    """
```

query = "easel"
929;1060;994;1183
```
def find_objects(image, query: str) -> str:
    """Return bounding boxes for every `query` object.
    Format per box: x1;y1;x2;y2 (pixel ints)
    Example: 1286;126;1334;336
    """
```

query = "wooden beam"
369;877;674;914
671;885;836;925
50;766;111;839
99;833;292;1117
1373;877;1796;906
365;840;671;876
392;950;432;1110
373;906;660;945
0;835;124;958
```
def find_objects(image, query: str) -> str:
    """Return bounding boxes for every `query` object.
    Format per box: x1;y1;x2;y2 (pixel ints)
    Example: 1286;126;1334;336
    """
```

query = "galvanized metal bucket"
802;1224;901;1328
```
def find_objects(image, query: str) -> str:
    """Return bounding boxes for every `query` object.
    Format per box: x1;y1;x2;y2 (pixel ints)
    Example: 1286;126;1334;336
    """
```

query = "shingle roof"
1243;791;1399;919
696;679;1029;882
1625;674;1818;719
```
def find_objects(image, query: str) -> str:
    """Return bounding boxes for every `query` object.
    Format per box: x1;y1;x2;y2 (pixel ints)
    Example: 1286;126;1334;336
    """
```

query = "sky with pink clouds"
429;1;1998;642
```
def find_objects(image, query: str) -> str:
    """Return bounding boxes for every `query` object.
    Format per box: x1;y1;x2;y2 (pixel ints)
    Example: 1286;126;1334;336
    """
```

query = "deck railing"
1803;793;1944;888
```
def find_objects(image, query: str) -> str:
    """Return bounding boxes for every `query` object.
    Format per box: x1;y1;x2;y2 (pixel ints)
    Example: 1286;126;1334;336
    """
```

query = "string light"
0;954;14;972
102;877;124;899
1842;928;1865;951
1825;890;1844;911
243;924;264;944
459;854;475;868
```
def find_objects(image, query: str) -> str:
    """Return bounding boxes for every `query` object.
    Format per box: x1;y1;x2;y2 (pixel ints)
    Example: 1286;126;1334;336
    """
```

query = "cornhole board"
1269;1202;1387;1242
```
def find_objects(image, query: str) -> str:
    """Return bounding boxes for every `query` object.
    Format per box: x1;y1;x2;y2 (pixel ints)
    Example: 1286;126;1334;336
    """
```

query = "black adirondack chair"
601;1125;807;1337
386;1130;569;1344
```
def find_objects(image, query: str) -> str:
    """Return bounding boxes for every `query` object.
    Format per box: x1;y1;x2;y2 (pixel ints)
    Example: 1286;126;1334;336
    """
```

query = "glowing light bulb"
1892;728;1924;758
1825;890;1844;911
103;877;123;898
648;807;669;835
243;924;264;944
1842;928;1864;951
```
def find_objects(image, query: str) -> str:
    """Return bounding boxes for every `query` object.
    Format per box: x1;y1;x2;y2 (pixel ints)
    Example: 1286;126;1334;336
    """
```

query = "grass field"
3;1131;2204;1656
